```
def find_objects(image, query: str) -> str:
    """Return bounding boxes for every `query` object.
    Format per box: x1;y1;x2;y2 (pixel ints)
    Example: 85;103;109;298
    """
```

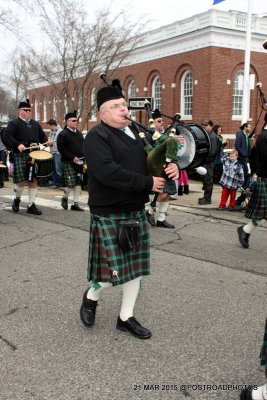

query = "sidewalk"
169;179;229;210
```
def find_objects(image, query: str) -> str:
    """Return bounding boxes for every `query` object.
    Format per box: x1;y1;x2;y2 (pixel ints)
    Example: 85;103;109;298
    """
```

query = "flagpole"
241;0;252;124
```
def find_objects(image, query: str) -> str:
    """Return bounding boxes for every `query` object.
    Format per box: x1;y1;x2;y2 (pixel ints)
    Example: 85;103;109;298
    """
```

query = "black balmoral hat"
18;99;31;109
97;79;124;110
65;111;77;121
152;109;162;120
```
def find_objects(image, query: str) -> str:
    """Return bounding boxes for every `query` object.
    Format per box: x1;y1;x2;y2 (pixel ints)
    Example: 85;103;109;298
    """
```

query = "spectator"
46;119;62;188
217;150;244;210
198;119;220;205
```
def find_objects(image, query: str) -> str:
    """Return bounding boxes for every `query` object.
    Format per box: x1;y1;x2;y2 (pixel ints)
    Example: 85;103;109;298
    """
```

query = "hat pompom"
152;109;162;120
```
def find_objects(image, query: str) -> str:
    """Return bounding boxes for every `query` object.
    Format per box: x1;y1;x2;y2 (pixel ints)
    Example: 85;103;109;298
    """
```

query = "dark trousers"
0;150;9;181
202;160;215;201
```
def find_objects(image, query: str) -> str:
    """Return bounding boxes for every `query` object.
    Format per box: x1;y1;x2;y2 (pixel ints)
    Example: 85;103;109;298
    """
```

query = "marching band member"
57;111;84;211
146;109;177;228
80;82;179;339
2;99;52;215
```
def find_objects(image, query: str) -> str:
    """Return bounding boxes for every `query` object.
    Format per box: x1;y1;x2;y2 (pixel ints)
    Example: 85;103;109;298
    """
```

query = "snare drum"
166;123;210;169
29;150;54;177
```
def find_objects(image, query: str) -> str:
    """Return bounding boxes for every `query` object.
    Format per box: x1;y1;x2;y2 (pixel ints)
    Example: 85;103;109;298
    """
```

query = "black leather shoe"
240;388;253;400
116;316;152;339
12;198;20;213
71;203;84;211
146;210;156;226
156;220;175;228
237;226;250;248
61;197;68;210
198;197;211;205
27;203;42;215
80;289;97;328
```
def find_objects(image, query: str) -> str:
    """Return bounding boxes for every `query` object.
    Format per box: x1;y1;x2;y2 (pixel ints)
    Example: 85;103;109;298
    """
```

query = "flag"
213;0;225;4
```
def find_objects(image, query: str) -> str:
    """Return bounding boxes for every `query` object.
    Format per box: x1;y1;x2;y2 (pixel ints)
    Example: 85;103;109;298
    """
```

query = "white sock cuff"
14;185;24;198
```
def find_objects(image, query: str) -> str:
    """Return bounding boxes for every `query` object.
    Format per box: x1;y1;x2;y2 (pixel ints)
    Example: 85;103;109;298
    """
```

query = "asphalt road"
0;183;266;400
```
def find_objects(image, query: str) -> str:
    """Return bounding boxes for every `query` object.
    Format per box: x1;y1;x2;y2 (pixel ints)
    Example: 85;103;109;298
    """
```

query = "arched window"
152;76;162;110
232;70;244;117
90;88;97;121
34;99;40;121
43;96;47;122
52;96;57;118
128;80;136;117
181;71;193;119
64;93;68;115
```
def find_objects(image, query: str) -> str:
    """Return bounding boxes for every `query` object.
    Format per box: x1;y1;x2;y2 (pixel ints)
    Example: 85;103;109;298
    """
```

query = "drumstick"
78;157;85;160
24;142;48;151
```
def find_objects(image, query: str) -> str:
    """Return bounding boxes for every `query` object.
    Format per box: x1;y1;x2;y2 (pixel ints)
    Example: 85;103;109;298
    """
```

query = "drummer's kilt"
245;177;267;220
13;153;31;183
62;161;82;187
163;180;176;195
260;317;267;376
87;209;150;286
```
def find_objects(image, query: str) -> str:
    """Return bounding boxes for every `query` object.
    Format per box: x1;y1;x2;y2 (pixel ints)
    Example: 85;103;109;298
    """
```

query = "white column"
241;0;252;124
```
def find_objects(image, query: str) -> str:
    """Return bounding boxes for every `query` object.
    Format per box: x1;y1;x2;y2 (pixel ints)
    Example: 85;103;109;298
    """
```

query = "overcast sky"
0;0;266;78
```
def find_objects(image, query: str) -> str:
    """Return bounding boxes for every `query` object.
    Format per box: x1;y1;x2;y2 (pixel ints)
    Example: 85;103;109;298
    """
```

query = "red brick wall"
29;45;267;137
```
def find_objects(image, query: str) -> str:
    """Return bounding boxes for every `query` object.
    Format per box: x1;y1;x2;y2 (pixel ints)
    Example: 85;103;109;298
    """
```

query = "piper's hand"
152;177;166;192
18;144;26;153
165;163;179;180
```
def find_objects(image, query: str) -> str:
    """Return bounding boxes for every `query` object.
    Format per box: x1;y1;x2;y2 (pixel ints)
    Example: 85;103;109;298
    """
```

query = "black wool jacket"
3;117;47;152
83;122;153;215
57;128;84;162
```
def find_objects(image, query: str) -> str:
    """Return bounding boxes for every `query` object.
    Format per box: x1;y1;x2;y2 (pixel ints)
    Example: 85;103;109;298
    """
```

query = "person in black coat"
57;112;84;211
2;100;52;215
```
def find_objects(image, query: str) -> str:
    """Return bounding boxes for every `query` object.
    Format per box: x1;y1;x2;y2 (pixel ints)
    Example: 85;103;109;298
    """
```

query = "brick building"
29;8;267;139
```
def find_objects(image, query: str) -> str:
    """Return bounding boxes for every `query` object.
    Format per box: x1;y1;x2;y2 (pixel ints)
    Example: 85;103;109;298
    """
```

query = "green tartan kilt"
260;317;267;373
87;209;150;286
163;180;176;195
13;153;31;183
245;178;267;220
62;161;82;187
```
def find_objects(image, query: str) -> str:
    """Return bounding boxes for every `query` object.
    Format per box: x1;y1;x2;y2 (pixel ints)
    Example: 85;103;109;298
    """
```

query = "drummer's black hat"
152;109;162;120
65;111;77;121
97;79;124;110
18;99;31;109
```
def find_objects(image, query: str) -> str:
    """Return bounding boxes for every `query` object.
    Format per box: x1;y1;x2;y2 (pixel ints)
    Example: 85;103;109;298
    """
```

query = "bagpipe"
99;73;211;202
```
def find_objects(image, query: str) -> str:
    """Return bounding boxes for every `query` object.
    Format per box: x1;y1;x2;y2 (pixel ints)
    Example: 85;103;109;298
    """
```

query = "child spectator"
217;150;244;210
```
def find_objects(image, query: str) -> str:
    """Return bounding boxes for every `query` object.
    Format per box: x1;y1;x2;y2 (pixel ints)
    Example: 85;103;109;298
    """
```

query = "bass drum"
165;123;210;169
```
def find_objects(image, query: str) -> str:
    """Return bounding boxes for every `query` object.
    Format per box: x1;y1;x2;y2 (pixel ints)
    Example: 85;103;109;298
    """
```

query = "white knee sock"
28;187;37;205
63;187;71;198
73;185;81;203
87;282;112;301
119;277;141;321
251;383;267;399
157;201;169;222
14;185;24;198
244;219;264;234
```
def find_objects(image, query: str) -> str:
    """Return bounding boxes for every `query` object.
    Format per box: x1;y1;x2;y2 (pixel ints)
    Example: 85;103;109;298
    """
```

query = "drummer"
2;100;52;215
57;111;85;211
146;110;177;228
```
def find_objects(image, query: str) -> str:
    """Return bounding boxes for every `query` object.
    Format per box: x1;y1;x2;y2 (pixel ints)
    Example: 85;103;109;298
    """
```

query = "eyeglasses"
102;102;128;110
155;119;163;123
69;119;78;122
22;109;31;112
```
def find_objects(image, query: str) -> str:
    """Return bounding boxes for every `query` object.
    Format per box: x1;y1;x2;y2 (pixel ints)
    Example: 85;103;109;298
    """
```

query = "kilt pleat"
62;162;82;187
245;178;267;220
163;180;177;195
87;209;150;286
260;317;267;371
13;153;31;183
